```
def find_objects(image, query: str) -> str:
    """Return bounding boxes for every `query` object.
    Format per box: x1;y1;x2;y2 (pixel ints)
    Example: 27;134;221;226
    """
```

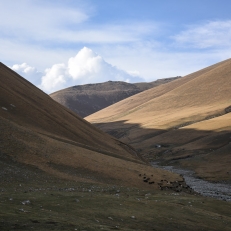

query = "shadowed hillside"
50;77;180;117
86;59;231;182
0;62;182;188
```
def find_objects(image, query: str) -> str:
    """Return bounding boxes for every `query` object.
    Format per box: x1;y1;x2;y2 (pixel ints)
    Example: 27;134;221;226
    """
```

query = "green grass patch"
1;180;231;231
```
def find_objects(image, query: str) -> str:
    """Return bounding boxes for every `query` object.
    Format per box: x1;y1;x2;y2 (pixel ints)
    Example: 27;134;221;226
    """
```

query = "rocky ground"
0;155;231;230
151;162;231;201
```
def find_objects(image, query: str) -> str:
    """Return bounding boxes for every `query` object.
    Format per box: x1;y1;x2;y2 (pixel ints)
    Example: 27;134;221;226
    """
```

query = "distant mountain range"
50;77;180;117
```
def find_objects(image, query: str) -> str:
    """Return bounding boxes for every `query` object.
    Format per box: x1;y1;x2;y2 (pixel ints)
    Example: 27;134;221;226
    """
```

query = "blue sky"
1;0;231;93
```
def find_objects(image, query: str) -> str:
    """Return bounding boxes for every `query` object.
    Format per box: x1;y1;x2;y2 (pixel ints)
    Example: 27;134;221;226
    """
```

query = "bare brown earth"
0;62;182;189
50;77;180;117
86;58;231;182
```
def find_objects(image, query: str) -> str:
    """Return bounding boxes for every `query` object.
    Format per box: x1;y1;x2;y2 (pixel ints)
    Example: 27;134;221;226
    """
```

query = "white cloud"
68;47;103;79
99;42;231;82
67;47;143;83
39;63;69;93
11;44;231;94
0;0;157;45
127;70;140;77
173;20;231;49
38;47;144;93
5;2;231;94
56;22;158;44
11;63;42;86
12;63;36;74
0;0;89;41
0;38;77;71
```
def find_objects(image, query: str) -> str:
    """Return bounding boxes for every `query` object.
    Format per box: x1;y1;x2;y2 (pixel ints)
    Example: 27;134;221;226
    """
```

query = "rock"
22;200;31;205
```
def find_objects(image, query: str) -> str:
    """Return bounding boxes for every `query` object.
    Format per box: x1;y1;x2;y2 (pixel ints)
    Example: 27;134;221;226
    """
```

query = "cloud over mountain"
68;47;142;82
37;47;144;93
39;64;68;93
11;63;42;86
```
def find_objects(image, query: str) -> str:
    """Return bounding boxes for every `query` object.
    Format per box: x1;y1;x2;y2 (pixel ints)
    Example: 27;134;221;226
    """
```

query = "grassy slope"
1;143;231;230
86;59;231;181
0;62;183;188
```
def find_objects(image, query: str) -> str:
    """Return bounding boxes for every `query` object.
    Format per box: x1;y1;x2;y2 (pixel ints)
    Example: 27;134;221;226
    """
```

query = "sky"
1;0;231;93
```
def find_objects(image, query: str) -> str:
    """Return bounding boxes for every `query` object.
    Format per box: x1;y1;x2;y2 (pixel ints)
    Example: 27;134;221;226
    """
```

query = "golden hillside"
86;59;231;181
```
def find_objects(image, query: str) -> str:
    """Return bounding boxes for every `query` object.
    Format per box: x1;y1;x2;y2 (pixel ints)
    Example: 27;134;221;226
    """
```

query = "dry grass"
0;62;182;188
86;59;231;181
1;177;231;231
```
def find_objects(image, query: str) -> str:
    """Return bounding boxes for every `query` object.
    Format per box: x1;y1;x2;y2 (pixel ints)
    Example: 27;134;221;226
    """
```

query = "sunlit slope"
87;58;231;125
0;62;181;187
86;59;231;181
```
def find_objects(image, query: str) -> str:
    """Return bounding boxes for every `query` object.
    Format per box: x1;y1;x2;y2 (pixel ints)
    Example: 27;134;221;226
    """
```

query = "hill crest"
50;77;180;117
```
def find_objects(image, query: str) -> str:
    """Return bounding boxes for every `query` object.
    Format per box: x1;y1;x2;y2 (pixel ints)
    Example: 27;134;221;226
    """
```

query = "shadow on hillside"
94;119;230;144
93;120;231;165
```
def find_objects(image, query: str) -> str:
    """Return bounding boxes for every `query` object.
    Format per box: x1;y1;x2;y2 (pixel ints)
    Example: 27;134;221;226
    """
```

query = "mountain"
86;59;231;182
49;77;180;117
0;62;181;188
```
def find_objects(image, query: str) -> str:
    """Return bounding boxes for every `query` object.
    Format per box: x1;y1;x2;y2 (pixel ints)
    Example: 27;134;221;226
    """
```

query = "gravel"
151;162;231;201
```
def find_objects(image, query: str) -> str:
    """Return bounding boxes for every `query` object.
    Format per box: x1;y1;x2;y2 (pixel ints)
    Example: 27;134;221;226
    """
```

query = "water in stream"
151;162;231;201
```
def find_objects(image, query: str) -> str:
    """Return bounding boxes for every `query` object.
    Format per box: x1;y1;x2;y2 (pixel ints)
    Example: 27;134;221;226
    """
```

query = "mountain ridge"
50;77;180;117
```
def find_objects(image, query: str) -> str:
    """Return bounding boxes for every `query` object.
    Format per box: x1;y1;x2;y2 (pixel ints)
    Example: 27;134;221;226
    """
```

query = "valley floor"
1;178;231;231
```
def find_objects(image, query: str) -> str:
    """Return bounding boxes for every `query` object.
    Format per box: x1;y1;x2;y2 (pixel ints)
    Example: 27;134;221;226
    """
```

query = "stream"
151;162;231;201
